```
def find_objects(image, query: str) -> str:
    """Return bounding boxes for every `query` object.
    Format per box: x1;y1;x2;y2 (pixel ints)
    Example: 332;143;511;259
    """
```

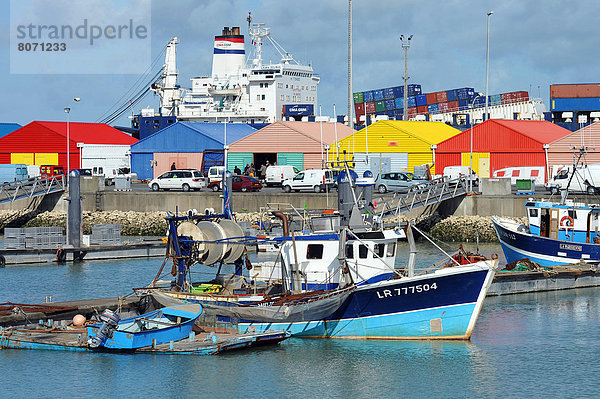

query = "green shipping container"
227;153;253;172
375;100;386;113
277;153;304;171
353;92;364;104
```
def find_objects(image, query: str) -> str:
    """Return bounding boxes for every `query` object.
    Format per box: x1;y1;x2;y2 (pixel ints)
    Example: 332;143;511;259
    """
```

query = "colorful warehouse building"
434;119;585;181
130;122;257;180
330;120;462;176
227;121;354;172
0;121;137;172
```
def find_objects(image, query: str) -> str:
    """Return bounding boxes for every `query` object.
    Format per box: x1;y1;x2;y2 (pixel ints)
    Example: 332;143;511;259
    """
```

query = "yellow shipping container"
330;120;461;175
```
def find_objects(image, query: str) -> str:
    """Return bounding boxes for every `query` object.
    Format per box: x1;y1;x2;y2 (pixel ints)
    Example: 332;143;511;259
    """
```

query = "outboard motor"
88;309;120;348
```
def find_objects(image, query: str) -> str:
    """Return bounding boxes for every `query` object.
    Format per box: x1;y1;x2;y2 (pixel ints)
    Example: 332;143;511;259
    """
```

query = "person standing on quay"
170;162;176;170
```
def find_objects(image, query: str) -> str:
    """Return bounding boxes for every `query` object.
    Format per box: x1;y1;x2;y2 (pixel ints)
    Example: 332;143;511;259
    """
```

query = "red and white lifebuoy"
560;216;574;229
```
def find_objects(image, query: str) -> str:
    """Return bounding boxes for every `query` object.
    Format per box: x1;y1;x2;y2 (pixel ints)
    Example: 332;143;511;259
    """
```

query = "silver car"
375;172;426;193
148;169;207;192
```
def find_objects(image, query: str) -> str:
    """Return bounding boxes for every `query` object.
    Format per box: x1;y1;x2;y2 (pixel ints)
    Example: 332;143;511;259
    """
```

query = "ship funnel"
212;26;245;79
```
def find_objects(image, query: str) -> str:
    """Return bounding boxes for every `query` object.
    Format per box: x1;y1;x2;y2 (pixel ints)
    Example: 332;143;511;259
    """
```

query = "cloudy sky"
1;0;599;127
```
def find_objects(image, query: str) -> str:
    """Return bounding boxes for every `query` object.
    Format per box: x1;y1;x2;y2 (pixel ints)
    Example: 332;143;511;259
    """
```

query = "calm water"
1;242;598;398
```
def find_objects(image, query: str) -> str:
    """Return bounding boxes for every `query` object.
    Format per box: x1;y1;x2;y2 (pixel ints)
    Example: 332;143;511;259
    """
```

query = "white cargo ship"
150;18;320;123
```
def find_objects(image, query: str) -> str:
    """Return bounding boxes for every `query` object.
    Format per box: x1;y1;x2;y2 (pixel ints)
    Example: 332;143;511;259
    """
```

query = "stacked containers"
417;105;428;114
448;101;459;111
385;99;396;110
446;89;458;102
355;103;365;118
407;84;422;96
428;104;439;114
456;87;475;100
353;92;364;104
407;96;417;108
365;101;376;114
363;90;374;103
425;93;437;104
415;94;427;106
393;86;404;98
384;87;395;100
373;89;385;101
550;84;600;112
375;100;386;113
435;91;448;103
438;102;449;113
394;97;404;110
490;94;502;105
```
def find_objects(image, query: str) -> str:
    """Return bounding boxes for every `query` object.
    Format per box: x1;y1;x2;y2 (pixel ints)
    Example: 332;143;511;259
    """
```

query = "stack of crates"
25;227;65;248
90;224;121;245
4;228;26;249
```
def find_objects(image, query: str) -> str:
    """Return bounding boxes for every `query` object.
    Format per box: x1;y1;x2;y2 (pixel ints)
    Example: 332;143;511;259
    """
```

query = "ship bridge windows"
359;244;369;259
307;244;324;260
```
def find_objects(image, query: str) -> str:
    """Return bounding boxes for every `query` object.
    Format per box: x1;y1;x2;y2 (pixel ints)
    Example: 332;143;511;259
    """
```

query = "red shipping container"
417;105;428;114
355;102;365;116
435;91;448;103
365;101;376;114
438;102;449;112
550;84;600;99
426;93;437;104
407;107;417;116
513;91;529;101
448;101;459;111
501;93;510;104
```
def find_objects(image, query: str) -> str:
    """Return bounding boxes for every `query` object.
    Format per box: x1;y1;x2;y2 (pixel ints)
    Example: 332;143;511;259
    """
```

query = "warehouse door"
479;158;490;178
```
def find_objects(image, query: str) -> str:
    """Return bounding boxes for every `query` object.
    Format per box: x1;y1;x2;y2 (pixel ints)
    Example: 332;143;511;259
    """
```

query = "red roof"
488;120;571;144
33;121;137;145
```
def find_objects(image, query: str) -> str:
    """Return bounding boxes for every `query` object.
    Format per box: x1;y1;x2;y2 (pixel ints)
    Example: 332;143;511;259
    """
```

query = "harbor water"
1;242;599;398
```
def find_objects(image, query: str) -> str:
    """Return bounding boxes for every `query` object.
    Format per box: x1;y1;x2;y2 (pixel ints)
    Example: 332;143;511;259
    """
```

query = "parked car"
208;175;263;192
207;166;226;183
443;166;479;186
282;169;334;193
265;165;300;186
375;172;427;193
148;169;207;192
546;163;600;194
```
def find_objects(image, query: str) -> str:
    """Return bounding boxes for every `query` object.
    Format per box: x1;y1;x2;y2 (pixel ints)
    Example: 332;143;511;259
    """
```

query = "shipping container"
417;105;428;114
448;101;459;111
550;83;600;99
386;110;395;118
416;94;427;107
365;101;376;114
407;107;417;116
458;99;469;109
436;91;448;103
513;91;529;101
407;96;417;108
428;104;439;114
456;87;475;100
394;97;404;110
385;99;396;111
393;86;404;98
551;97;600;112
490;94;502;106
355;102;365;117
438;102;449;113
426;93;437;104
375;100;386;113
407;84;422;96
373;89;385;101
363;91;374;103
384;87;395;100
500;93;510;104
353;92;364;104
446;89;458;102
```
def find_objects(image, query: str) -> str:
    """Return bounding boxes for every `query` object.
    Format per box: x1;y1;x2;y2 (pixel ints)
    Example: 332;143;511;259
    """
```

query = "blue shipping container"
373;89;385;101
551;97;600;111
384;87;395;100
428;104;439;114
394;97;404;110
446;89;457;102
394;109;404;116
458;99;469;109
407;96;417;108
456;87;475;100
416;94;427;106
386;110;395;117
490;94;502;105
285;104;314;116
385;99;396;110
407;84;422;96
393;86;404;98
363;91;374;102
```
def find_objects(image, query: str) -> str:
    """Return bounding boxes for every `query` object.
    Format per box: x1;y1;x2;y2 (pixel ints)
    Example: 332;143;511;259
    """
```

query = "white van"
282;169;334;193
208;166;226;183
265;165;300;186
443;166;478;185
492;166;545;186
546;164;600;194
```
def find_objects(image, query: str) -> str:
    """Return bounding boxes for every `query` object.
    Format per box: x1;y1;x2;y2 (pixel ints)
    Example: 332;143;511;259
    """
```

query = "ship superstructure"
151;21;320;123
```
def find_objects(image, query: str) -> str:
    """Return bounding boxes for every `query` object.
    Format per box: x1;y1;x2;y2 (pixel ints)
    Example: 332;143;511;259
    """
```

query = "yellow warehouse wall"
461;152;489;175
11;153;34;164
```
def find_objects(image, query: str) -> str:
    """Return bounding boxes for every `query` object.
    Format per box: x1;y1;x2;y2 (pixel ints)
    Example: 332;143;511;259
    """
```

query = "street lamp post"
400;34;413;121
64;97;81;184
470;93;484;192
485;11;493;121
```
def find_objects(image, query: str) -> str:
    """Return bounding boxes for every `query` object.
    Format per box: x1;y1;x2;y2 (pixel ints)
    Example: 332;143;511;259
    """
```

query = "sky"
1;0;599;127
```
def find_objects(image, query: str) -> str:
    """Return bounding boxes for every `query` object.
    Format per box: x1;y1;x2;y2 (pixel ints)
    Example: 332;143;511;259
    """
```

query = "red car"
208;175;263;192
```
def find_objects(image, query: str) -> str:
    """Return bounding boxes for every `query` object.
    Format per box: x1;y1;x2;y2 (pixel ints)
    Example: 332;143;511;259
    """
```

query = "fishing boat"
144;169;498;340
492;199;600;267
87;304;202;350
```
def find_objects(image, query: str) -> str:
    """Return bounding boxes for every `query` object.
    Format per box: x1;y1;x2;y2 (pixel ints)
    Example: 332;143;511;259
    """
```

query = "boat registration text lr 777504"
376;283;438;299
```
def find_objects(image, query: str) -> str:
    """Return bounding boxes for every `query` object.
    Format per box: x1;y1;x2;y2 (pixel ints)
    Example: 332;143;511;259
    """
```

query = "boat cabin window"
345;244;354;259
359;244;369;259
306;244;324;259
387;243;395;257
374;244;385;258
568;210;577;220
529;209;538;218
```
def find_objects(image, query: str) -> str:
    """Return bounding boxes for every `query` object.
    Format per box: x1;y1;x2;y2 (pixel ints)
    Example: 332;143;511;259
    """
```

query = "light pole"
485;11;493;121
470;93;483;192
400;34;413;121
64;97;81;182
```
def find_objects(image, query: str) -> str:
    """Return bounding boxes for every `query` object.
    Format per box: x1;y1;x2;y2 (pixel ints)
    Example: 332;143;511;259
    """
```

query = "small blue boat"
87;304;202;350
492;199;600;267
